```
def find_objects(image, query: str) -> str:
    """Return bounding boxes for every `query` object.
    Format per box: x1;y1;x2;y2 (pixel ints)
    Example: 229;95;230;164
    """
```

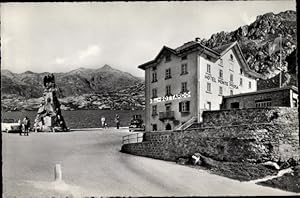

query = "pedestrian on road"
101;116;106;128
18;119;22;136
115;114;120;129
23;116;30;136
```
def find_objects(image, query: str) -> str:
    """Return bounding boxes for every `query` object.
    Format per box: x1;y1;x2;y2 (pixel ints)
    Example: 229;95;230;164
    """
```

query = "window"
207;64;211;74
219;58;223;66
165;103;172;112
230;89;233;95
165;54;171;62
181;55;187;60
230;54;234;61
152;66;157;71
152;72;157;83
240;68;243;75
165;68;171;79
219;86;223;96
181;63;188;75
206;82;211;93
240;78;243;86
152;105;157;116
255;99;272;108
179;101;190;112
181;82;188;93
249;81;252;89
219;69;223;79
230;74;234;82
166;85;172;96
152;88;157;98
206;101;211;110
152;124;157;131
230;102;240;109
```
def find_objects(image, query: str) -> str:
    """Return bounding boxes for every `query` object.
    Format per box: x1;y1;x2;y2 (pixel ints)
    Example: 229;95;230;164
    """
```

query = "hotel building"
138;39;264;132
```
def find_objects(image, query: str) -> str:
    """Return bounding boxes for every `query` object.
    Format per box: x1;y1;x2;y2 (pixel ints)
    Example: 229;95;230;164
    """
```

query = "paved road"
2;128;298;197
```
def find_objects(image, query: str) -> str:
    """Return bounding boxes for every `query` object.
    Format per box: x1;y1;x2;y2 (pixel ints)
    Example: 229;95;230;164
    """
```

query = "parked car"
129;114;145;132
1;119;22;133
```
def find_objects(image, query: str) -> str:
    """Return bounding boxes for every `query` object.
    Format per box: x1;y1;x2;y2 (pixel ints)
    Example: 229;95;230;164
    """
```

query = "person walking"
115;114;120;129
23;116;30;136
18;119;22;136
101;116;106;128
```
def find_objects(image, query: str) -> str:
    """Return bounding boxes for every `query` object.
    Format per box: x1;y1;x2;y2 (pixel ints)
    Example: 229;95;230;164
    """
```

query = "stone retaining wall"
201;107;298;127
121;107;299;163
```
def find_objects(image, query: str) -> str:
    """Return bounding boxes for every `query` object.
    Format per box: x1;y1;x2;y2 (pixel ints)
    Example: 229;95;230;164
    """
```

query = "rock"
176;157;190;165
192;153;202;165
199;155;220;168
262;161;280;170
293;165;300;177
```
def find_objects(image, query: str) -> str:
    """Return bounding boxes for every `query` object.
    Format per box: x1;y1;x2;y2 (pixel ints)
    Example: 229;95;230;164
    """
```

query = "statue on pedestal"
34;74;68;132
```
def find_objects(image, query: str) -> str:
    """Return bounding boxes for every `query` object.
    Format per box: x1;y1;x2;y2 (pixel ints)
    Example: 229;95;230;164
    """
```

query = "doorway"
165;123;172;130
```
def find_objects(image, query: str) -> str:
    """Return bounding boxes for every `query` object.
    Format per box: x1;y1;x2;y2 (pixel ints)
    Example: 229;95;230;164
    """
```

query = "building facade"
220;86;298;109
138;40;264;132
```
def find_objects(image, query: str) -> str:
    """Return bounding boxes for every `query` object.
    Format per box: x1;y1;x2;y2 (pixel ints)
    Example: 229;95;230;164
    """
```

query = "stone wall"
121;107;299;163
201;107;298;127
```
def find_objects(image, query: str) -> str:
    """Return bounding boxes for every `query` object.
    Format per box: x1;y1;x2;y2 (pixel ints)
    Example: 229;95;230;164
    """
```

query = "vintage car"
1;118;22;133
129;114;145;132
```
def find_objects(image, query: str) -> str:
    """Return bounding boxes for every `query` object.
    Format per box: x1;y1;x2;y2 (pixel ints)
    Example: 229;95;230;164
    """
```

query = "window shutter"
179;102;182;112
186;101;190;112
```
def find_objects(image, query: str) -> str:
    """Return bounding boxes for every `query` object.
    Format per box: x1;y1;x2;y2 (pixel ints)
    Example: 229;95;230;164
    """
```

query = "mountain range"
1;65;145;111
1;10;297;111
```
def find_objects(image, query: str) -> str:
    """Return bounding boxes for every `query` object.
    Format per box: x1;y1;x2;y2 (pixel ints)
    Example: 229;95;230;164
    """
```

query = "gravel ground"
2;128;299;197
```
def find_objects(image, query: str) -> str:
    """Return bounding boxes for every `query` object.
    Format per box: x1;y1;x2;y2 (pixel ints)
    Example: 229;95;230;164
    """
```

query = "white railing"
174;116;197;131
122;132;144;144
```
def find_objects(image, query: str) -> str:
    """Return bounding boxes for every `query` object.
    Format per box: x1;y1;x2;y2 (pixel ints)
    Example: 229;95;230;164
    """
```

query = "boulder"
176;157;190;165
199;154;220;168
293;165;300;177
262;161;280;170
191;153;202;165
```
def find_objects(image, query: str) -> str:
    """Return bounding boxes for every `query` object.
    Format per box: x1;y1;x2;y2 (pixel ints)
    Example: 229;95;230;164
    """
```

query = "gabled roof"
212;42;236;55
138;46;177;69
138;40;265;80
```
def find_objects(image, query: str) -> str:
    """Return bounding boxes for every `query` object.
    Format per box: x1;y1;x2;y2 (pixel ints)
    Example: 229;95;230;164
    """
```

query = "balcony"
159;111;175;120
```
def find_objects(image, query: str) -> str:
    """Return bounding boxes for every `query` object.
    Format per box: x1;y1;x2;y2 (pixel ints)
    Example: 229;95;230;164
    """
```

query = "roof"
223;86;298;99
212;42;236;54
138;40;265;79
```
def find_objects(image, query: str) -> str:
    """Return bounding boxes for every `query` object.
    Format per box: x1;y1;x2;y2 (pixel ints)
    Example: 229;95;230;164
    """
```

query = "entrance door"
165;123;172;130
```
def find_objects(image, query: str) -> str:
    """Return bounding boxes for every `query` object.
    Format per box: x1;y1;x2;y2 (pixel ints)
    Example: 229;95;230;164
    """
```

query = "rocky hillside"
1;65;145;111
199;10;297;88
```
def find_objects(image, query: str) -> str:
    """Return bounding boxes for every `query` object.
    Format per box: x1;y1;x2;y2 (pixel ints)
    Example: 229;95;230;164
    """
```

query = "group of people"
101;114;120;129
18;116;30;136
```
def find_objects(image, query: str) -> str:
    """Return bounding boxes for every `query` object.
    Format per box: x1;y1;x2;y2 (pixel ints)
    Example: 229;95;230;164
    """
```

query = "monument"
34;74;68;132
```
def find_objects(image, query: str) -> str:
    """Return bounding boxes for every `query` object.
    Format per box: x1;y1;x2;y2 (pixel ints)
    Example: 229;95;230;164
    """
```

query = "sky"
1;1;296;77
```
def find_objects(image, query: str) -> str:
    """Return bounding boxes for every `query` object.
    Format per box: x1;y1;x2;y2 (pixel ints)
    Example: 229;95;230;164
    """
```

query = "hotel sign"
150;91;191;104
204;74;238;89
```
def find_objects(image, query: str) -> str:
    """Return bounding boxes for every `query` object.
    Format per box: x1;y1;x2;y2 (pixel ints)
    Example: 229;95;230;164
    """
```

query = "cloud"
55;57;66;64
78;45;101;61
52;44;101;67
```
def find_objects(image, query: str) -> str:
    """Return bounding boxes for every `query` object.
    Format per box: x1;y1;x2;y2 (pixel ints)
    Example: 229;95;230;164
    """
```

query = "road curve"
2;128;298;197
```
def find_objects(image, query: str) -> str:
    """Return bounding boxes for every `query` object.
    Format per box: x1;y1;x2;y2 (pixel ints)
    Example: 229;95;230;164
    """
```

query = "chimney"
195;37;201;42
